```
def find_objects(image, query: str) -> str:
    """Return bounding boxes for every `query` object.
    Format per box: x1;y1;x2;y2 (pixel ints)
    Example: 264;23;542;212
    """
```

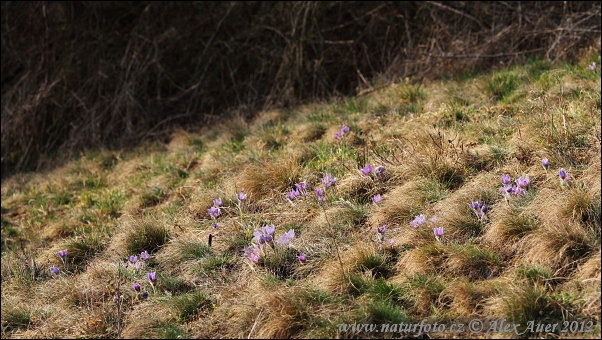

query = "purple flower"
372;194;382;204
515;175;530;189
148;272;157;283
361;164;373;175
317;196;326;203
501;185;514;196
376;224;387;234
410;214;427;228
469;201;483;211
135;261;142;269
315;188;324;196
213;198;222;207
559;168;569;181
212;222;220;229
588;62;596;71
297;253;306;262
501;174;511;185
244;245;261;263
294;181;307;193
277;229;295;245
208;206;221;218
341;125;350;133
481;204;488;214
433;227;444;238
321;173;337;188
541;158;549;171
140;251;150;261
253;225;275;244
50;266;60;275
57;249;67;259
129;255;138;264
133;283;141;292
374;166;386;179
335;130;343;141
286;188;300;201
236;188;247;201
141;291;149;299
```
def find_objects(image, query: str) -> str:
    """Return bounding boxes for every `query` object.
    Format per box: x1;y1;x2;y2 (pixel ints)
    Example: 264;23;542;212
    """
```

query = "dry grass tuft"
441;278;495;317
237;156;302;200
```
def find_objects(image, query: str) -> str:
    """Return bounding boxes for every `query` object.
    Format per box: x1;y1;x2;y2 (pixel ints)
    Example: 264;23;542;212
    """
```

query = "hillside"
1;53;600;338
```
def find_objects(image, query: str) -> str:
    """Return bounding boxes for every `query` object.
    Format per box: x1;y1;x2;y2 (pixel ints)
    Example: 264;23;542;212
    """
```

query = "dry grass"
2;55;601;339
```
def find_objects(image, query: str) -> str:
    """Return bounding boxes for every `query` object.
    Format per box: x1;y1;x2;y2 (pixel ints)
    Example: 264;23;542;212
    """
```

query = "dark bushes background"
1;1;600;176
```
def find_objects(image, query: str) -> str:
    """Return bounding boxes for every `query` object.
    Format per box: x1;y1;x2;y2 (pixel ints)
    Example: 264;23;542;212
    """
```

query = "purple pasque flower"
315;187;326;203
376;224;387;234
57;249;67;259
294;181;308;195
469;200;483;211
341;125;350;133
361;164;373;175
133;283;141;292
286;188;300;201
213;198;223;207
148;272;157;283
372;194;382;204
334;130;343;141
244;245;261;263
410;214;427;228
588;62;596;71
277;229;295;245
129;255;138;264
501;174;511;185
212;222;220;229
50;266;60;275
374;166;386;179
140;251;150;261
297;253;306;262
559;168;569;181
321;173;337;188
236;188;247;201
253;224;275;244
541;158;549;171
135;261;142;269
208;206;221;218
433;227;444;238
515;175;530;189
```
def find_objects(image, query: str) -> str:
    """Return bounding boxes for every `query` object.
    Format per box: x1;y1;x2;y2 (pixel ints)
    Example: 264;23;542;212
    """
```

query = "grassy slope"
1;53;601;339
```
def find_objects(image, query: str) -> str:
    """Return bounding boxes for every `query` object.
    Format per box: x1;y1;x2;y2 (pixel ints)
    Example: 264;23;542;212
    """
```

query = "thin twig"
247;307;264;339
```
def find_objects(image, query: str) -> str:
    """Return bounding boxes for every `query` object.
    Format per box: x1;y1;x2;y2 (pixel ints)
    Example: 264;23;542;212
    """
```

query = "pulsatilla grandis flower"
433;227;444;242
286;188;300;201
57;249;67;259
244;245;261;263
361;164;373;175
297;253;306;262
253;225;275;244
321;173;337;188
50;266;60;275
559;168;569;181
277;229;295;245
133;283;141;292
148;272;157;283
129;255;138;264
372;194;382;204
236;188;247;201
374;166;386;179
410;214;427;228
208;206;220;218
140;251;150;261
500;174;511;185
541;158;549;171
515;175;530;189
213;198;222;207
